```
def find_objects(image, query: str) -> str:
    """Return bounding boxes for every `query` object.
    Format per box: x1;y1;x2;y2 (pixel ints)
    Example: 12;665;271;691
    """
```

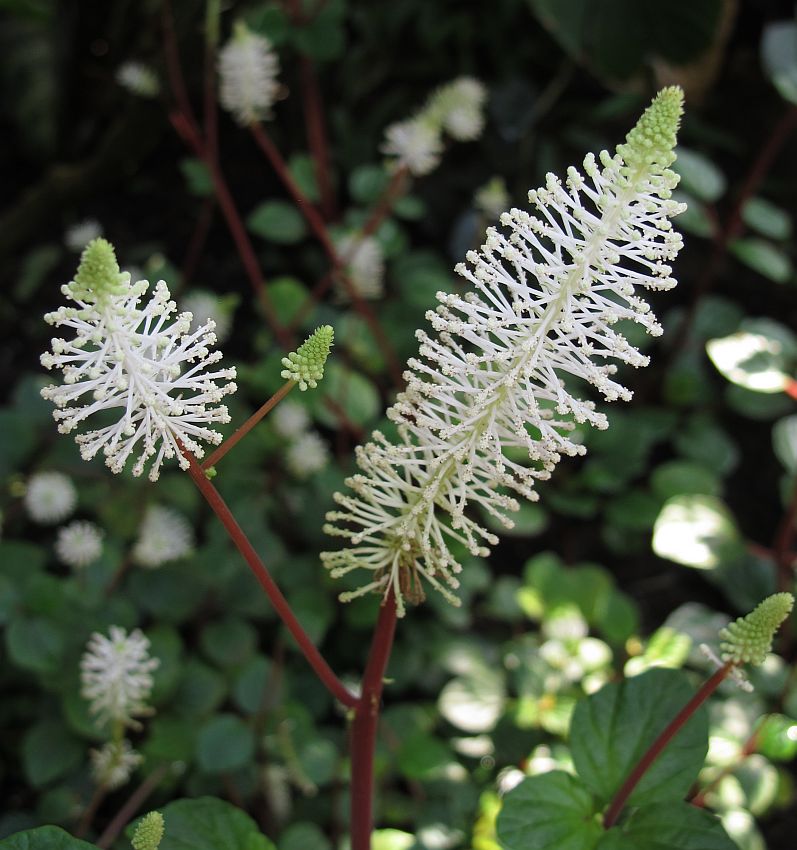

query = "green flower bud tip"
132;811;164;850
69;238;128;303
617;85;684;172
280;325;334;391
720;592;794;667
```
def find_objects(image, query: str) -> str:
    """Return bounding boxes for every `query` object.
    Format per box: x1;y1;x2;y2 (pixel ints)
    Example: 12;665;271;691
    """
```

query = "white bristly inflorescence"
24;471;77;525
90;738;143;790
334;233;385;300
286;431;330;479
133;505;194;568
324;88;686;616
40;239;237;482
271;399;310;438
219;21;280;126
80;626;159;730
55;520;104;568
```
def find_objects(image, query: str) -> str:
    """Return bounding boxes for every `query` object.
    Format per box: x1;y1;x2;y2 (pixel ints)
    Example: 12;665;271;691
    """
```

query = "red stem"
350;594;398;850
298;55;335;219
180;198;215;287
603;663;732;829
95;765;170;849
249;121;405;387
182;448;358;708
202;380;295;469
359;166;410;240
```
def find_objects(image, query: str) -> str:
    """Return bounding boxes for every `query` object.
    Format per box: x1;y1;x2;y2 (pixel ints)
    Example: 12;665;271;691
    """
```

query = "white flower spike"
219;21;280;126
90;738;143;790
80;626;159;730
55;520;104;568
286;431;330;479
133;504;194;568
324;88;686;616
40;239;237;481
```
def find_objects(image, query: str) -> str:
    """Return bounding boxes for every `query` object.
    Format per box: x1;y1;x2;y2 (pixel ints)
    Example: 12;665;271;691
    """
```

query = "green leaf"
22;721;83;788
245;3;290;45
179;158;213;197
671;191;714;238
674;148;726;203
279;823;331;850
6;616;64;675
756;713;797;761
570;668;708;807
196;714;255;773
652;494;743;570
233;656;272;714
291;0;346;61
200;617;257;668
773;415;797;472
650;461;721;500
596;802;736;850
313;362;381;429
174;659;227;717
729;238;793;283
496;771;602;850
349;164;389;204
741;197;792;240
266;276;309;327
397;732;453;780
288;153;320;203
762;20;797;105
136;797;275;850
372;830;416;850
247;200;307;244
0;826;98;850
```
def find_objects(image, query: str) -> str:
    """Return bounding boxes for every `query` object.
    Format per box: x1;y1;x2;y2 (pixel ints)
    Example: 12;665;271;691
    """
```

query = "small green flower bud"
69;238;128;303
617;85;684;172
132;811;164;850
281;325;334;391
720;592;794;666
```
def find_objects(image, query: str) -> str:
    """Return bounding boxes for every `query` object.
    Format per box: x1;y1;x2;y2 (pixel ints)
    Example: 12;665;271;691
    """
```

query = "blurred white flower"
474;176;510;220
24;471;77;525
219;22;280;126
382;118;443;177
90;738;142;789
334;234;385;300
55;520;104;568
179;290;237;343
40;239;237;481
133;505;194;568
429;77;488;141
116;62;159;98
65;219;103;253
324;88;686;615
81;626;159;729
286;431;329;478
272;399;310;438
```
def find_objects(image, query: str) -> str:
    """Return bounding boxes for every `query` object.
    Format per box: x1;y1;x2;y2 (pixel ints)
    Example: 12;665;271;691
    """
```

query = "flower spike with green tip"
132;811;164;850
281;325;334;390
69;238;128;303
720;592;794;666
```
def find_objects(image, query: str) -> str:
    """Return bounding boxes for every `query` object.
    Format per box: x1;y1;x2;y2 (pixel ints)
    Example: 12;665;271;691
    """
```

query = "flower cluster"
180;290;238;343
24;471;77;524
720;592;794;666
133;504;194;568
219;21;280;126
90;738;143;790
382;76;488;177
281;325;335;390
80;626;159;729
40;239;237;481
324;88;686;615
334;233;385;301
116;62;160;98
55;520;104;568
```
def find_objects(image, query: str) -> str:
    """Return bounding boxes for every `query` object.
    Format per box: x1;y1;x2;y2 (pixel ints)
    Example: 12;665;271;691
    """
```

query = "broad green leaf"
707;319;797;393
313;362;380;429
349;164;389;204
266;276;309;327
671;191;714;238
596;802;736;850
0;826;98;850
674;148;726;203
741;197;792;240
279;822;331;850
200;618;257;668
179;158;213;197
570;668;708;807
652;494;743;570
730;238;793;283
397;732;453;780
756;713;797;761
247;200;307;244
773;415;797;472
233;656;272;714
22;721;83;788
6;616;64;675
497;771;602;850
650;461;721;500
762;20;797;104
372;830;415;850
288;153;319;202
133;797;275;850
174;660;227;717
196;714;255;772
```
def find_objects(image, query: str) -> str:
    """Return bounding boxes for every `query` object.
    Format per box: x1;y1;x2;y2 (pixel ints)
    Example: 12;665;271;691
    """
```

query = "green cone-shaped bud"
69;238;128;303
617;85;684;172
720;592;794;666
281;325;334;391
132;811;164;850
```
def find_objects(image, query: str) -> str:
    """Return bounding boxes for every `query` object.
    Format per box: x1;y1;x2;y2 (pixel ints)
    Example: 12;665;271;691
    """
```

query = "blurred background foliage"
1;0;797;849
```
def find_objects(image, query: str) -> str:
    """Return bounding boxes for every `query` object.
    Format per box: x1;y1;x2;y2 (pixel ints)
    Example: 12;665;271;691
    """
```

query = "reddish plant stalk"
180;198;215;286
359;166;410;240
249;121;404;387
603;663;733;829
182;448;358;708
95;764;170;849
350;594;398;850
202;380;295;469
298;55;336;219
